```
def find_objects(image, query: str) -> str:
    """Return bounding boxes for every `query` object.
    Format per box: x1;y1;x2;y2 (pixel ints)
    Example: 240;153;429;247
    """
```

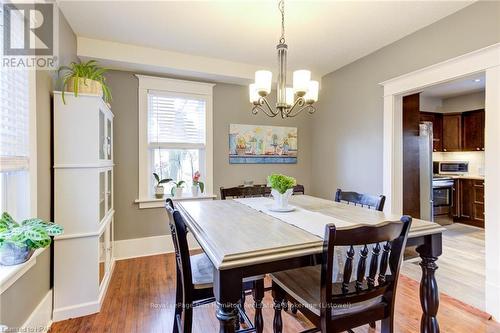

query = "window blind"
0;7;30;172
147;91;206;145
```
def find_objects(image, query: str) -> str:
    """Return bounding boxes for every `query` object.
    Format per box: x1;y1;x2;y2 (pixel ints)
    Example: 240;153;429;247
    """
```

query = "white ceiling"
421;72;485;99
58;0;474;78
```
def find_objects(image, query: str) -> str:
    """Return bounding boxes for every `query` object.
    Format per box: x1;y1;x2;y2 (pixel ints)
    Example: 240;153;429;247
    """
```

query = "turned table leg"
214;269;241;333
416;233;442;333
253;279;264;333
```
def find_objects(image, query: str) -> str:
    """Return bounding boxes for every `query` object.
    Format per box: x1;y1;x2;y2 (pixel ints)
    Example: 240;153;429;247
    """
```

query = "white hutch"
52;92;115;321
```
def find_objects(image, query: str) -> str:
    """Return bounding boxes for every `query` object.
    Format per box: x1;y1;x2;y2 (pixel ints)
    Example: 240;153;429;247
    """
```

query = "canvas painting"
229;124;298;164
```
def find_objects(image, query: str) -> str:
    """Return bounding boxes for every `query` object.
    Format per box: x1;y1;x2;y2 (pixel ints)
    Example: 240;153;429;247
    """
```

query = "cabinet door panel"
459;179;473;219
462;110;485;151
420;112;443;151
443;114;462;152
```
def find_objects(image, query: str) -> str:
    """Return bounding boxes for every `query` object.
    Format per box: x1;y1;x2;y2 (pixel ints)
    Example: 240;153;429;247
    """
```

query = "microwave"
433;161;469;175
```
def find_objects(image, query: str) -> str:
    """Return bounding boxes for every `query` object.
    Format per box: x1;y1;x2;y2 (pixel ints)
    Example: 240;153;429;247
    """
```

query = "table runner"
234;197;386;281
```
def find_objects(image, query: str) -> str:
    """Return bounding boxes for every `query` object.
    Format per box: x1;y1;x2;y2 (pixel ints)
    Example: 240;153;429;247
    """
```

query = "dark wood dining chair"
220;184;305;200
165;199;263;333
334;188;386;211
271;216;412;333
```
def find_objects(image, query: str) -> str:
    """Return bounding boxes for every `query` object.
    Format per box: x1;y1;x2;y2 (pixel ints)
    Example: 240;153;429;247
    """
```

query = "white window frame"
136;75;214;207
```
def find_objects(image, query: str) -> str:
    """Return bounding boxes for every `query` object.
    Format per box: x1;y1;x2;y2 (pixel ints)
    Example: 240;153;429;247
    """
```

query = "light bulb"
254;70;272;95
249;84;259;103
304;80;319;103
293;70;311;95
286;87;294;106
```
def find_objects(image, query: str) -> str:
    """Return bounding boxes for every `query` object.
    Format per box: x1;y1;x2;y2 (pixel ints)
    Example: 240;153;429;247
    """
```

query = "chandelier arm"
285;100;316;118
252;97;279;118
284;97;305;117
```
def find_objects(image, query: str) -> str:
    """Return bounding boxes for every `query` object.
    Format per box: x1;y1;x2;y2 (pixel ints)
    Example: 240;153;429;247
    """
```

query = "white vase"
271;188;293;209
191;185;199;197
173;187;183;198
154;186;164;199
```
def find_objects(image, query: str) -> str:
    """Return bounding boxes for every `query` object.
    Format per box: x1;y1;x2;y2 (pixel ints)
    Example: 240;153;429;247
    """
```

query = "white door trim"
380;42;500;319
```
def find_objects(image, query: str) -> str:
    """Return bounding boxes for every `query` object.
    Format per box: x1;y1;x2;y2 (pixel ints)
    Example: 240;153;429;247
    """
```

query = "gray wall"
311;1;500;199
106;70;313;241
0;10;77;329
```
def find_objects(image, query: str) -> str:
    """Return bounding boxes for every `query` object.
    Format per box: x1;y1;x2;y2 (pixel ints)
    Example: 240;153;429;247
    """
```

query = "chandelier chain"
279;0;285;44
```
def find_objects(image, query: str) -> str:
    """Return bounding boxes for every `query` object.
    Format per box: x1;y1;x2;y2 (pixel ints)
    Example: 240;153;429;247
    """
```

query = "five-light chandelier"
249;0;319;118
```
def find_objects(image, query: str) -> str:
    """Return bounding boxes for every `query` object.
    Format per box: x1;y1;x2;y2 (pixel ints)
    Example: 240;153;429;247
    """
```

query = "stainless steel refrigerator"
419;121;434;221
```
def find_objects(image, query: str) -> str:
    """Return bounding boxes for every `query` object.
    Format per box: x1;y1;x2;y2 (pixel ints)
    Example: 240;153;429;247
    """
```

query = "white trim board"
380;42;500;319
114;234;201;261
14;290;53;333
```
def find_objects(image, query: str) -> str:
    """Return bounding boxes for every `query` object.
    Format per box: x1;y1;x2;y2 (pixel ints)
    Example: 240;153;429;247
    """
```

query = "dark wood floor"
50;253;500;333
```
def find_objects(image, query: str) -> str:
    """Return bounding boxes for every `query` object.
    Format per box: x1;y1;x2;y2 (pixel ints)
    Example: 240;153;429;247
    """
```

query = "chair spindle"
378;241;392;284
342;245;355;292
356;245;369;289
367;243;381;288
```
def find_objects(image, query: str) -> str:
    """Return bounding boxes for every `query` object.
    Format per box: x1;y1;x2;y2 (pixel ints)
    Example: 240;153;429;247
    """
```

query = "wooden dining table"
177;195;445;333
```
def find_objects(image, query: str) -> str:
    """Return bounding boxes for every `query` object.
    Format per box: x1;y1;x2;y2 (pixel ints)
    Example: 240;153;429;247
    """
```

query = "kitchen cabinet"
442;114;462;152
454;178;484;228
462;110;485;151
451;179;459;219
420;112;443;151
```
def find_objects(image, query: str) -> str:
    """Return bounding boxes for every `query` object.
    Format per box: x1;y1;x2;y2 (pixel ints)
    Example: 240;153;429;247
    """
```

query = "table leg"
272;281;286;333
252;279;264;333
416;233;442;333
214;269;241;333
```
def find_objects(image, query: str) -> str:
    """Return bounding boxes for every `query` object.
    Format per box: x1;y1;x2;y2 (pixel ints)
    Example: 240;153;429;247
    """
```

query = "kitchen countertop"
448;175;485;180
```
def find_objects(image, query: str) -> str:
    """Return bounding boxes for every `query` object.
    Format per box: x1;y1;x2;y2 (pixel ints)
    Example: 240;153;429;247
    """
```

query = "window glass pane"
0;170;29;220
151;149;203;194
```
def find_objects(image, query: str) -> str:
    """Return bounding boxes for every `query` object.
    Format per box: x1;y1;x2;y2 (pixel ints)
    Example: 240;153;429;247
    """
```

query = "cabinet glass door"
107;170;112;212
99;110;105;160
106;118;112;160
98;232;105;286
99;171;105;221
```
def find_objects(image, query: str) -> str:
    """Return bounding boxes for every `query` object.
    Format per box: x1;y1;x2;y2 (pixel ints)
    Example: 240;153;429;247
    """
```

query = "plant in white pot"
0;212;64;266
171;180;185;198
58;60;112;104
191;171;205;197
153;173;172;198
268;174;296;210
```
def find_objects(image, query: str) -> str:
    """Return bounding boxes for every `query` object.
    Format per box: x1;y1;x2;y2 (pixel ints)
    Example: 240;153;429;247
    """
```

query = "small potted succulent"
267;174;297;210
171;180;186;198
191;171;205;197
236;137;247;155
58;60;112;104
153;173;172;198
0;212;64;266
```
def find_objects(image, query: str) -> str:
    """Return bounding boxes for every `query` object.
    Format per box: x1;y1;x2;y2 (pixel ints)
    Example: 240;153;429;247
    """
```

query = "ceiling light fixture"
249;0;319;118
474;79;481;83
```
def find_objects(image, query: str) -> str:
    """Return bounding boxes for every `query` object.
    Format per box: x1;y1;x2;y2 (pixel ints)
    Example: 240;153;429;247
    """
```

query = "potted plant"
153;173;172;198
171;180;186;198
267;174;297;209
58;60;112;104
0;212;64;266
236;137;247;155
191;171;205;197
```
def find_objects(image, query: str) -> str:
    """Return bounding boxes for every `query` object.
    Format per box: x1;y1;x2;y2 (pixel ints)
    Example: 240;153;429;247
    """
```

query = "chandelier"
249;0;319;118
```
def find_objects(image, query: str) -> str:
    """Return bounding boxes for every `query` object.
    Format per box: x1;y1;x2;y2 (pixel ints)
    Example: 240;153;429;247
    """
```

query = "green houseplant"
171;180;185;197
267;174;297;210
0;212;64;266
153;172;172;198
58;60;112;104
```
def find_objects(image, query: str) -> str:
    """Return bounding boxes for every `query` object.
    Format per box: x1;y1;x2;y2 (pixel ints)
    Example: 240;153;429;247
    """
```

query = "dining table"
177;195;445;333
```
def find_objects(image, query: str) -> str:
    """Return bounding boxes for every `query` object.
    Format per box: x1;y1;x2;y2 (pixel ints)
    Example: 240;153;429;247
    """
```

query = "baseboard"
20;289;53;331
114;234;200;261
485;280;500;320
52;300;100;322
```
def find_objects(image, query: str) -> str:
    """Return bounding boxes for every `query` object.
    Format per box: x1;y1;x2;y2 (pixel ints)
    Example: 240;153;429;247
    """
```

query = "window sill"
0;247;47;294
135;193;217;209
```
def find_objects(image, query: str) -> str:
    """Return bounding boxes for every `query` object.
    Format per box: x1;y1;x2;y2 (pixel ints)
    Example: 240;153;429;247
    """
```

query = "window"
0;8;36;220
137;75;214;204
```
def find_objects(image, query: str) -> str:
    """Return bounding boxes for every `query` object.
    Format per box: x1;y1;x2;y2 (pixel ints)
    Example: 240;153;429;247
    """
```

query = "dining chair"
165;199;264;333
334;189;386;211
220;184;305;200
270;216;412;333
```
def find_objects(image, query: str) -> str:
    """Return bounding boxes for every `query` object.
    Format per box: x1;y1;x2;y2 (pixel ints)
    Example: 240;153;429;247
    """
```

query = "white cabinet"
53;92;115;322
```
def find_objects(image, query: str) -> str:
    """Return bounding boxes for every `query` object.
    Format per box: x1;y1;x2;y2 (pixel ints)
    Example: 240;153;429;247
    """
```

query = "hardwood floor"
401;223;485;311
50;252;499;333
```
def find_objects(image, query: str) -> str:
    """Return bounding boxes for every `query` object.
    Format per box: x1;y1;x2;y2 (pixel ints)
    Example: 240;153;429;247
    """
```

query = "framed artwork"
229;124;297;164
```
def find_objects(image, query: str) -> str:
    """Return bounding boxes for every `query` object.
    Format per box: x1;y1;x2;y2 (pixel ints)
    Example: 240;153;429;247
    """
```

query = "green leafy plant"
170;180;185;196
267;174;297;194
58;60;112;104
153;172;172;187
0;212;64;250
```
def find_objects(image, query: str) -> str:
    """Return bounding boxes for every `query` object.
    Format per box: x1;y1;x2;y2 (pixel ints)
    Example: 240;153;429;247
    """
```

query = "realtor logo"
2;2;58;69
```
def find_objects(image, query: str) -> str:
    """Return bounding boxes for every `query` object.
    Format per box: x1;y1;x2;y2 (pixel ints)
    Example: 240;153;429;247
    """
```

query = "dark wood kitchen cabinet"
442;114;462;152
462;110;485;151
455;178;484;228
420;112;443;151
451;179;459;219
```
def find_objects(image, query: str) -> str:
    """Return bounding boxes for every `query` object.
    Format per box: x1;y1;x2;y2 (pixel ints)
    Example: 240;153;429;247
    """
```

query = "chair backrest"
320;216;412;329
221;184;305;199
334;188;386;211
165;199;194;300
